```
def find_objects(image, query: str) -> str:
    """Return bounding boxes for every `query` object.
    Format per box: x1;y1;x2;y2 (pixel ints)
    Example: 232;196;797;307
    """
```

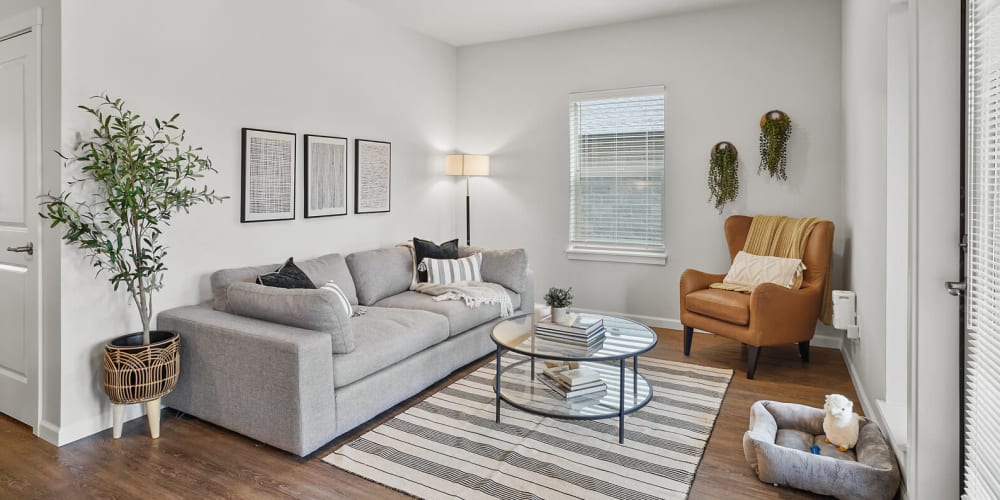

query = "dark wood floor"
0;329;858;499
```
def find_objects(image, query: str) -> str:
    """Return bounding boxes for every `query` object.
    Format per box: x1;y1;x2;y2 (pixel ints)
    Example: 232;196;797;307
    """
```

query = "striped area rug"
324;354;733;499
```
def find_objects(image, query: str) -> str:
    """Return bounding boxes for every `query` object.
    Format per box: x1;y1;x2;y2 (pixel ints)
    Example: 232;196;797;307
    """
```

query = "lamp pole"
465;176;471;246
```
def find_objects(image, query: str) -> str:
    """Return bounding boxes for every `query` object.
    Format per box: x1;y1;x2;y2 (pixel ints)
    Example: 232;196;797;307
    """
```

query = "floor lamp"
445;154;490;246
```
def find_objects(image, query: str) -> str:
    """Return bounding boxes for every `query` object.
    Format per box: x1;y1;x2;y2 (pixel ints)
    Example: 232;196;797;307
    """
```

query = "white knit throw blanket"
413;281;514;317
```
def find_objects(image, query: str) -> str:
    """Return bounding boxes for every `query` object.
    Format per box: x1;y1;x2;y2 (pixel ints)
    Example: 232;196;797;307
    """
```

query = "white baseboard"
573;307;844;350
54;403;147;446
36;419;60;445
842;348;878;432
569;307;703;333
812;324;844;349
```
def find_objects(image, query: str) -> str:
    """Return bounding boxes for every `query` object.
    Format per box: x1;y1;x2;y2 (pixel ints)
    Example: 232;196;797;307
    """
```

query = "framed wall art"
241;128;296;222
354;139;391;214
304;134;348;218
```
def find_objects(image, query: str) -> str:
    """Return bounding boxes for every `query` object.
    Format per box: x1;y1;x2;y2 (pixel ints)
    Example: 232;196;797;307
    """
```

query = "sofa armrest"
520;268;536;312
158;304;338;456
748;283;822;346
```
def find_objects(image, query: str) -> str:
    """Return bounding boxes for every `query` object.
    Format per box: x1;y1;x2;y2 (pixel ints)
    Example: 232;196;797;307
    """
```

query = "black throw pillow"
413;237;459;282
257;258;316;289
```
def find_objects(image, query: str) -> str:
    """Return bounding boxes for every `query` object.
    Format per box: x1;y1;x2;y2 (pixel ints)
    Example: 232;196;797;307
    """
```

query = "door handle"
945;281;966;296
6;242;33;256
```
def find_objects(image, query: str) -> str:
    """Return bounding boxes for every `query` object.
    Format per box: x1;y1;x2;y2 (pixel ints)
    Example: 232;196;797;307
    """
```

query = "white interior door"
0;30;39;428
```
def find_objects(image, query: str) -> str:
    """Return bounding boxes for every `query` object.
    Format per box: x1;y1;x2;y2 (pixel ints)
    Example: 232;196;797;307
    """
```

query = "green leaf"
39;94;225;336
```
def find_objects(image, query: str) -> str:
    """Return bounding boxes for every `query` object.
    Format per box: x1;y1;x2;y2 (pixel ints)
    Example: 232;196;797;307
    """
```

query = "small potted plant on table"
41;95;225;439
544;287;574;325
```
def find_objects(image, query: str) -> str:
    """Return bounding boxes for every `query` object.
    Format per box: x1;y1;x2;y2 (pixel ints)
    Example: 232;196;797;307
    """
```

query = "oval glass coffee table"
490;312;658;443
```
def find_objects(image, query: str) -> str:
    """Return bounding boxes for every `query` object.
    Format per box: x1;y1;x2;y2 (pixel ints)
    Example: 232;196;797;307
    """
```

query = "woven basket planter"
103;331;180;405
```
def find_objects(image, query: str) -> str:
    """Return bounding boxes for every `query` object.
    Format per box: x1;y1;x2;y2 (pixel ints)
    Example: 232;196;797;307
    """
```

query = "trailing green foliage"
40;95;226;344
708;142;740;212
758;111;792;180
544;287;574;308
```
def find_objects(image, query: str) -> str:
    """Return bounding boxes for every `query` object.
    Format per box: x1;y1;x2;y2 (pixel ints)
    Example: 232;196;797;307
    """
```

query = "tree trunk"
138;280;151;345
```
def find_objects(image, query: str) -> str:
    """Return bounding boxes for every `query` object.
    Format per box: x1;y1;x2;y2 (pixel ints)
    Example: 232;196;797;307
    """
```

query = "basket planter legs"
103;331;180;439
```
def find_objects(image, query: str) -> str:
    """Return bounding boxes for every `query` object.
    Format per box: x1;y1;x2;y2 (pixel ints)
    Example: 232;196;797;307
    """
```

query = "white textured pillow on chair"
722;251;806;290
421;252;483;284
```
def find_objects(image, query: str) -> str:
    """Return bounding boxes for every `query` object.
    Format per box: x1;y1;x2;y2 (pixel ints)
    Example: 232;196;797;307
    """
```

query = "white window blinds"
569;87;665;249
965;0;1000;497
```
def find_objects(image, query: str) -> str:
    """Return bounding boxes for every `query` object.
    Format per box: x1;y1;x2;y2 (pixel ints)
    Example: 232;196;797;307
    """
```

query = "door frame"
0;7;43;435
958;0;968;491
906;0;962;497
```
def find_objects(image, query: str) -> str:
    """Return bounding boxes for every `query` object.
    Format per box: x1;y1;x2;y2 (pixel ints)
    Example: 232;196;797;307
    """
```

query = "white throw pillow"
321;281;357;317
723;251;806;289
422;253;483;285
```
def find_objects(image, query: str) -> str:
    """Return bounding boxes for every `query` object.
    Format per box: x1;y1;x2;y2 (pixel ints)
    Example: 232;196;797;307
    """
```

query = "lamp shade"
445;154;490;176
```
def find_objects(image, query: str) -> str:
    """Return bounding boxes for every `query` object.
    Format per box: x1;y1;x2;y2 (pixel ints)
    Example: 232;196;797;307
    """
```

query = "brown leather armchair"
679;215;834;379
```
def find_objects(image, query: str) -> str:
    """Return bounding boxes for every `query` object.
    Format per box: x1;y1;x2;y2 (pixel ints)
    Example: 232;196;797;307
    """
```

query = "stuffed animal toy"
823;394;860;452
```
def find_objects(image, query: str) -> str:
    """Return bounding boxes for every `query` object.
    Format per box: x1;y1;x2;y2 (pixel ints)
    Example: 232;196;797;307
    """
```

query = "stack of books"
538;364;607;399
535;314;606;348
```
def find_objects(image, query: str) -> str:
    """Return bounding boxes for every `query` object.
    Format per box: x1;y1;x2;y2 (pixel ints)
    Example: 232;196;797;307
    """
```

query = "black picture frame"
354;139;391;214
241;128;296;223
304;134;349;218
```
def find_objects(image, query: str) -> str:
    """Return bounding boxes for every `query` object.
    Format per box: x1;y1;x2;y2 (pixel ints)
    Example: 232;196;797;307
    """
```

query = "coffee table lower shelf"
493;355;654;444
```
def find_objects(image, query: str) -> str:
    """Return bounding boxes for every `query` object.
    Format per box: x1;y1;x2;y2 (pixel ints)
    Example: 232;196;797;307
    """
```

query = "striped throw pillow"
321;281;356;317
423;253;483;285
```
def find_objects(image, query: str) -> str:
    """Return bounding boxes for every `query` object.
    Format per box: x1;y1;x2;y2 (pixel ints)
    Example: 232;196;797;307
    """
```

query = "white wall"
55;0;458;443
840;0;888;432
455;0;845;328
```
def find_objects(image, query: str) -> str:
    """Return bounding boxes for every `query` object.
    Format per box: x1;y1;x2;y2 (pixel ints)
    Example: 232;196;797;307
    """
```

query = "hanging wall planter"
708;141;740;212
758;110;792;180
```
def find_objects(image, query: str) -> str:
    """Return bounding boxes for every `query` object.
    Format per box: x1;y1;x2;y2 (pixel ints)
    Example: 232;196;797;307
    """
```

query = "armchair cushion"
686;288;750;325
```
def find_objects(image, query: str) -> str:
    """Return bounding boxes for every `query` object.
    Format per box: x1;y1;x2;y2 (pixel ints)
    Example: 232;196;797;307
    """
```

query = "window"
567;86;666;265
964;0;1000;496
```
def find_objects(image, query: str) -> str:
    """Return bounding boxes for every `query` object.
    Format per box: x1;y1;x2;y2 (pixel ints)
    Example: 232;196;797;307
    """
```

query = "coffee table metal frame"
490;313;658;443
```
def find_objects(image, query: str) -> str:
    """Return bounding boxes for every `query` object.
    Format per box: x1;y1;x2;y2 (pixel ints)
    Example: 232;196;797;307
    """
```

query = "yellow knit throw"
711;215;833;324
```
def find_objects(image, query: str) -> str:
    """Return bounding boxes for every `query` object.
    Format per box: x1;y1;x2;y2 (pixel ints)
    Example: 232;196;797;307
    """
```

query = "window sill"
565;244;667;265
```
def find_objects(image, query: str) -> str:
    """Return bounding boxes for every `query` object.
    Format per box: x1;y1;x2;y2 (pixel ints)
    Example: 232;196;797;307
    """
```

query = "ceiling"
348;0;762;47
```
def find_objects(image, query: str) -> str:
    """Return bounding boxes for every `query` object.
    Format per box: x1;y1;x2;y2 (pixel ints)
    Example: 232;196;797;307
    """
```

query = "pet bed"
742;400;900;500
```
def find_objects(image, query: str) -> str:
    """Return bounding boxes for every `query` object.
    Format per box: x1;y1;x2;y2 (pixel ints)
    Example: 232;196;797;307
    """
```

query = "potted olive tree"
41;95;225;439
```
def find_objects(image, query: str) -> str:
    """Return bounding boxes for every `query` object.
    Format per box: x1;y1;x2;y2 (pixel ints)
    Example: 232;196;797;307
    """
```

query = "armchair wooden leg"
747;346;761;379
683;326;693;356
798;341;810;362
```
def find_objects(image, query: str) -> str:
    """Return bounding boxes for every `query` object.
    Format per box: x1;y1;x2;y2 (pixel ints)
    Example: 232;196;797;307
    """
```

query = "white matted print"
354;139;391;214
241;128;296;222
305;135;348;218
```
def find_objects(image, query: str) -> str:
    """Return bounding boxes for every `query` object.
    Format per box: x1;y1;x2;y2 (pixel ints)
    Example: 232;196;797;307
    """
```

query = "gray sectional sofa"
159;245;533;456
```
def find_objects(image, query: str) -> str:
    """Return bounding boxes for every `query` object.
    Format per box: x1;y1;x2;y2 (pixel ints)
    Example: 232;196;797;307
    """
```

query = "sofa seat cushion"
332;307;449;388
373;289;521;336
686;288;750;326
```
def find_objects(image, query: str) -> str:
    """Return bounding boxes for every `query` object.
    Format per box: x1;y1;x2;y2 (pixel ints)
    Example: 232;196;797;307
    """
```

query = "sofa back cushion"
459;247;529;293
211;253;358;311
227;282;355;353
295;253;358;304
347;246;413;305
